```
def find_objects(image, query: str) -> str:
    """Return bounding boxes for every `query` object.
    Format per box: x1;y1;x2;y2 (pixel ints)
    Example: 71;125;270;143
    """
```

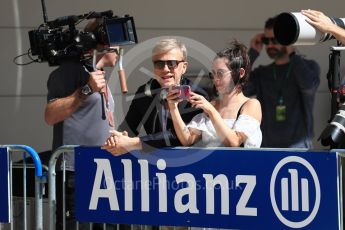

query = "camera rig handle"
92;50;107;120
118;48;128;94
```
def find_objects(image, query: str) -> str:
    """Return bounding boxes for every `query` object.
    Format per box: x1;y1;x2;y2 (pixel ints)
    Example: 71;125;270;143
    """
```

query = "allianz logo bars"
74;147;340;229
270;156;321;228
281;169;310;212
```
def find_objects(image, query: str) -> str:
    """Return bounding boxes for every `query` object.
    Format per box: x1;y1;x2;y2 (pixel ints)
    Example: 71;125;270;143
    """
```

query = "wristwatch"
81;84;93;96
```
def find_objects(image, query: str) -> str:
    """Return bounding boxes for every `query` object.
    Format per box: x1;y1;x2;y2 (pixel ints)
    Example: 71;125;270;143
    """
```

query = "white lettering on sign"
236;175;257;216
89;159;119;210
88;158;257;216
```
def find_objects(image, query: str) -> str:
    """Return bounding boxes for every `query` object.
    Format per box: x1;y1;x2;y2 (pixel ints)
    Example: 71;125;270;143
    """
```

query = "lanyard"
160;100;171;146
272;62;292;80
273;62;292;104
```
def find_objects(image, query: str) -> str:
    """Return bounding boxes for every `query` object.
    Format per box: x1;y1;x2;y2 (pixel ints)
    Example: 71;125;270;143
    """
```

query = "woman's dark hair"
214;40;251;93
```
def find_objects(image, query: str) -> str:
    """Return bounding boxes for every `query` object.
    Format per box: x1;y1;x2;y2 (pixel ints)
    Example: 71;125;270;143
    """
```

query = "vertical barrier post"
337;151;345;229
7;145;43;230
23;153;27;230
48;146;76;230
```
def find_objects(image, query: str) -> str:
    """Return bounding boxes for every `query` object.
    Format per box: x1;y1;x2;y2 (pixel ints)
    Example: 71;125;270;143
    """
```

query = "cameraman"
245;16;321;148
302;9;345;44
44;19;117;229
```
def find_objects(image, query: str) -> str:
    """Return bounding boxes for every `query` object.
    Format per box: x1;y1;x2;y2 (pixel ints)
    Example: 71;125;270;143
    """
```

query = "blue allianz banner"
0;147;10;223
75;147;340;229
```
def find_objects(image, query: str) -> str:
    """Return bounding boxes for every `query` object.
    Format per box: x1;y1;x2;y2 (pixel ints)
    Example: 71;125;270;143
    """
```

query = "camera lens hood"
274;12;345;45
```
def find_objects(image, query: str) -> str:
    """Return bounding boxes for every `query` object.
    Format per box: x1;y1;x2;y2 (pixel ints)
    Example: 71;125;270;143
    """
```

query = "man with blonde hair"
103;38;208;154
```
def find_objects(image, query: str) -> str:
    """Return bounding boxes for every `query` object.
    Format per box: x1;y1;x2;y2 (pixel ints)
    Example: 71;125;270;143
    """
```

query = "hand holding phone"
172;85;191;100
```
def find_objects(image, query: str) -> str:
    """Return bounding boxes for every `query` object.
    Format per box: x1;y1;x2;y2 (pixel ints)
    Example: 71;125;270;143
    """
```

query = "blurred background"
1;0;344;153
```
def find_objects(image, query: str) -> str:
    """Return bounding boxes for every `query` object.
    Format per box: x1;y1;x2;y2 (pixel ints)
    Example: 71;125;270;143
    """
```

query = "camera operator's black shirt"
245;48;320;148
118;78;209;152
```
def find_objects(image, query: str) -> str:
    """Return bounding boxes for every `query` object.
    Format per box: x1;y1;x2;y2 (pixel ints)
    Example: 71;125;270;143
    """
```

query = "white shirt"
187;113;262;148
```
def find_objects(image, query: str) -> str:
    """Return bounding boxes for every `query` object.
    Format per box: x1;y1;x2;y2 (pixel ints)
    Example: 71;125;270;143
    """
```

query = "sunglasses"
261;37;279;45
153;60;185;69
208;69;231;80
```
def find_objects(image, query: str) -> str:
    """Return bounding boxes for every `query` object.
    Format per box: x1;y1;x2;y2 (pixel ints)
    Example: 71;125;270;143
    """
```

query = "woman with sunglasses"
167;41;262;147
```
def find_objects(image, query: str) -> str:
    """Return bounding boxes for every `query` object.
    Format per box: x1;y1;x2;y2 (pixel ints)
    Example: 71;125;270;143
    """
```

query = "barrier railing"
0;145;46;230
4;145;341;229
336;150;345;229
48;145;76;230
47;146;344;230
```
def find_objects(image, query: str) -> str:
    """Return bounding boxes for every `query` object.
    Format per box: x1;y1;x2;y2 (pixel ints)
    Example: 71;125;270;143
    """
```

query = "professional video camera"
273;12;345;46
28;10;138;66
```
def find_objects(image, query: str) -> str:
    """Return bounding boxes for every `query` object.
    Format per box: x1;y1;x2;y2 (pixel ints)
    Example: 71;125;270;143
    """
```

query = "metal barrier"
73;147;343;229
48;146;188;230
48;145;122;230
0;145;46;230
2;144;344;229
48;145;76;230
46;146;345;230
337;151;345;229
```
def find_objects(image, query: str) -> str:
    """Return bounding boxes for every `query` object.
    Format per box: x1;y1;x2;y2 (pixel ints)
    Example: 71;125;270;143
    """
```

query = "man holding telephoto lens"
103;38;208;155
245;16;321;148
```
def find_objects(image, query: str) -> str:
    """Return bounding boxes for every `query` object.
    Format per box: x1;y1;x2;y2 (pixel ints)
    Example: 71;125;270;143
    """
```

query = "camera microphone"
118;48;128;94
47;15;79;27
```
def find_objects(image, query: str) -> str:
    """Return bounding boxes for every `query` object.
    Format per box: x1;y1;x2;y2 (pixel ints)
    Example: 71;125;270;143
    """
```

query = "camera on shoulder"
28;7;138;66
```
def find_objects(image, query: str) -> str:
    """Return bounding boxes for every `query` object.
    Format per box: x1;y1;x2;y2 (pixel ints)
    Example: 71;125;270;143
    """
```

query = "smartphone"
173;85;191;100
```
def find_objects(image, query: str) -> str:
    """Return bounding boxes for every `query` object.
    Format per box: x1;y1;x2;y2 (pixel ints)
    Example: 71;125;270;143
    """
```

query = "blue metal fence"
2;145;344;230
0;145;46;230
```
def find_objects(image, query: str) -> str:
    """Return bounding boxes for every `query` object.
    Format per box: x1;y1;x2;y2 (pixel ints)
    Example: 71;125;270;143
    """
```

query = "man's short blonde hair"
152;38;187;61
